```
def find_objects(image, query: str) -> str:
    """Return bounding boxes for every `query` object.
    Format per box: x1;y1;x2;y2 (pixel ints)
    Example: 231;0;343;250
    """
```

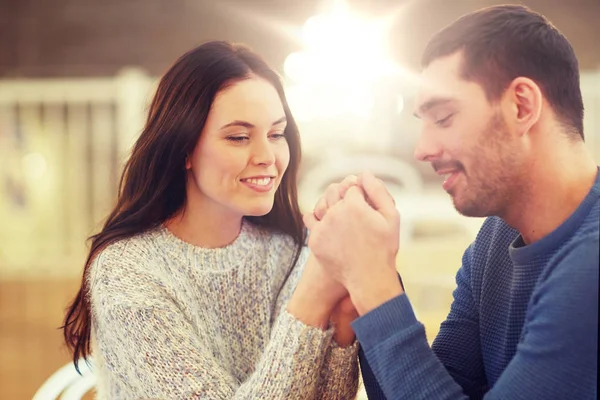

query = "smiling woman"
176;77;292;243
61;41;359;399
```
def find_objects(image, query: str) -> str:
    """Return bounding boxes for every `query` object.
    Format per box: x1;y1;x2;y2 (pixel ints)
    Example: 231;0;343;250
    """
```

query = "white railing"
0;68;156;277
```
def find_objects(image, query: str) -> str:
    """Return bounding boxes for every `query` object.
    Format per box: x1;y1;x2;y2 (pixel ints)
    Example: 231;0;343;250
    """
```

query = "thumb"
338;175;359;198
359;171;397;220
344;185;368;204
303;212;318;230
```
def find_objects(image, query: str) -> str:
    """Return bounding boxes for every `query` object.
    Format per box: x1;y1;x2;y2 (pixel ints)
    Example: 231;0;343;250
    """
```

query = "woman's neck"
165;206;243;249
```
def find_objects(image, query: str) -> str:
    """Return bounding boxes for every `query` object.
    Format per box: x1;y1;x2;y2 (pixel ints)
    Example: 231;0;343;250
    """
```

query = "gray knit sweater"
88;220;360;399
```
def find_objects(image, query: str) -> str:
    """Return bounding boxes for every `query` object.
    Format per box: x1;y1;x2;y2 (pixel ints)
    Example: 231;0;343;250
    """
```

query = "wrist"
332;325;356;347
305;255;348;307
346;267;404;316
330;296;358;346
287;276;336;330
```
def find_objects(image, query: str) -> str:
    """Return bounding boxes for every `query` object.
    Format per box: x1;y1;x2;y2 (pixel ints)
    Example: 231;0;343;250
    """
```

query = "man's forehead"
414;54;463;108
415;79;457;108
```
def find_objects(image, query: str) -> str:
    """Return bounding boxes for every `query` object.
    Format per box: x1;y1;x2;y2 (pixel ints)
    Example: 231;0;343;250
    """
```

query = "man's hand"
305;171;404;315
312;174;359;222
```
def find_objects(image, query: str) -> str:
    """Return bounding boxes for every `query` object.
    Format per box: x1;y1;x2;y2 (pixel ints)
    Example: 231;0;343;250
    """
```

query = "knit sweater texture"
88;221;359;399
356;169;600;399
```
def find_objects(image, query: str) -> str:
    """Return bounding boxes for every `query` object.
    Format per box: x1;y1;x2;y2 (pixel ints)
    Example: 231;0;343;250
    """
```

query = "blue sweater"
354;171;599;399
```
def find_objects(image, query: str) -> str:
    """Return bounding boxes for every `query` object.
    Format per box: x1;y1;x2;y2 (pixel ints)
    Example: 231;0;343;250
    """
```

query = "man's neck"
502;144;597;245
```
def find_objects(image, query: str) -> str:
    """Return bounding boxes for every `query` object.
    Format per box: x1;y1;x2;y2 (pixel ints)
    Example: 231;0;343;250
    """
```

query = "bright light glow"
22;152;47;180
287;9;392;85
303;15;385;60
283;52;308;83
397;94;405;114
285;85;315;122
283;1;397;122
286;83;374;122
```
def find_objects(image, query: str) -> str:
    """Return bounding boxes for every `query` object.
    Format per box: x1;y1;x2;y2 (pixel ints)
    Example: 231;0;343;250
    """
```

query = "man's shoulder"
578;196;600;236
552;232;599;273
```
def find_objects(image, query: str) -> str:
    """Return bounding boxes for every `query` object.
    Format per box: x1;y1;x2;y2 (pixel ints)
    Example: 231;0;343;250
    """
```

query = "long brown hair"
62;41;306;369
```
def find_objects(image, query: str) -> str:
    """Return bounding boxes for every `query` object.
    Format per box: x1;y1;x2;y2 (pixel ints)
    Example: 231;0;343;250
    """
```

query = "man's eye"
435;114;455;127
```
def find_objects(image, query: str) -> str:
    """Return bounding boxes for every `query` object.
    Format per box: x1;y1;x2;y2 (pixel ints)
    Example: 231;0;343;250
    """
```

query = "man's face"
413;52;525;217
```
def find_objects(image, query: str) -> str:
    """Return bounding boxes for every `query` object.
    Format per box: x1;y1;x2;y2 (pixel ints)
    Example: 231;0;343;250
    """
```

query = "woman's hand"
330;296;359;347
286;255;348;329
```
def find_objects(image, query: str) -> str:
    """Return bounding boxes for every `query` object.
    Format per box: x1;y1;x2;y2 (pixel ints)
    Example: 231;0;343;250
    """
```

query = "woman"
62;41;359;399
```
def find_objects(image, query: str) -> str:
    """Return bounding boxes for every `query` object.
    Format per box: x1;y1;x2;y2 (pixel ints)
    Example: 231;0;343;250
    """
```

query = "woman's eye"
226;136;249;142
269;133;286;140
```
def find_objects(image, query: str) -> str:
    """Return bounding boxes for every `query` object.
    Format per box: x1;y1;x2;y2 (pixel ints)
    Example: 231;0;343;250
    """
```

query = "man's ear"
505;77;543;136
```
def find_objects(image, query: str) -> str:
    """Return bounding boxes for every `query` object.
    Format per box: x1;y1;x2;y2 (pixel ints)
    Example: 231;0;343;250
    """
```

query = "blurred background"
0;0;598;398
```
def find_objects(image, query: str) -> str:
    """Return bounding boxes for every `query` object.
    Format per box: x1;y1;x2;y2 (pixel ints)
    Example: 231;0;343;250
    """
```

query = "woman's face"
185;77;290;221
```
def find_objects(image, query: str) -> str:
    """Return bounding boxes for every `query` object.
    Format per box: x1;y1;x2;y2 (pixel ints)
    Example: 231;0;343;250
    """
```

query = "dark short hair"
422;5;584;140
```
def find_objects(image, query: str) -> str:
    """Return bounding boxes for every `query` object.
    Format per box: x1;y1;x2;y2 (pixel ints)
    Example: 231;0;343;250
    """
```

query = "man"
305;5;598;399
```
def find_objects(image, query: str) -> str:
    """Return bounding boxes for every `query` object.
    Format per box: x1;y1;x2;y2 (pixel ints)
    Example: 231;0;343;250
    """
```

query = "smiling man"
305;4;599;399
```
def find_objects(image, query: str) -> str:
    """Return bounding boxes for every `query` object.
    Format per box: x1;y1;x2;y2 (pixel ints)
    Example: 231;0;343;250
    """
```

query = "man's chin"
453;198;491;218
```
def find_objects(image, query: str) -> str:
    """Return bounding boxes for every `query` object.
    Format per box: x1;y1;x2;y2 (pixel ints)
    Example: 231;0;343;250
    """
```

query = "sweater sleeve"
358;273;412;400
274;246;360;399
351;236;599;400
315;340;360;399
89;248;334;399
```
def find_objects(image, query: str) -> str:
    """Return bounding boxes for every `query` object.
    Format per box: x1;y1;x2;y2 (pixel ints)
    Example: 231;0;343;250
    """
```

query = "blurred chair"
299;154;425;203
32;359;95;400
391;192;484;243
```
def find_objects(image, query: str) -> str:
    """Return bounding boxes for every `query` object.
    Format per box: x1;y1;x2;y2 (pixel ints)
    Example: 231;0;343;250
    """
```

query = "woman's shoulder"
88;228;167;285
87;227;174;308
93;228;163;267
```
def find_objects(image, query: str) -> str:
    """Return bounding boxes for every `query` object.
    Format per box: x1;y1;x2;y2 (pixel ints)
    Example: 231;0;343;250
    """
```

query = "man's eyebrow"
413;97;455;118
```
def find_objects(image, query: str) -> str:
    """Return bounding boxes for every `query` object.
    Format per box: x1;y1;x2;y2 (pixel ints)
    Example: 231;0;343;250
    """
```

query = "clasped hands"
304;171;404;326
